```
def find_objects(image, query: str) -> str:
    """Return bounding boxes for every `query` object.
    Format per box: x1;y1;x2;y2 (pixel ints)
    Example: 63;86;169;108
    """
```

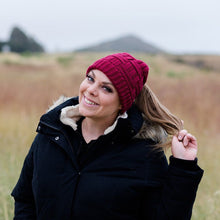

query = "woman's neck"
81;117;115;143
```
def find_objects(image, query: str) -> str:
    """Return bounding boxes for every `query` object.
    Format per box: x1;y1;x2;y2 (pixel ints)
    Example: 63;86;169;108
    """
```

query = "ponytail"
135;85;183;149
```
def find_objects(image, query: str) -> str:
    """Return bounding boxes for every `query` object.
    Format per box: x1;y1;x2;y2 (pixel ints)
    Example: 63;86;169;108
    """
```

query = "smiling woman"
79;69;121;141
11;52;203;220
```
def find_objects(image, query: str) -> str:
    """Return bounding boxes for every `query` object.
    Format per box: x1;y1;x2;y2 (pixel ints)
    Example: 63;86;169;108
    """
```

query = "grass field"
0;52;219;219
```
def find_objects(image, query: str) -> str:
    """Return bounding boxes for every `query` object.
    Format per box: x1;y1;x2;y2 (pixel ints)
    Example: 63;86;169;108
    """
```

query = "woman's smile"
83;95;99;106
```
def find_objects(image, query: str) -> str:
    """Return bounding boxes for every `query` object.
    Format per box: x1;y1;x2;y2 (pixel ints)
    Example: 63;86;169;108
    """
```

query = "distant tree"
0;41;8;52
9;27;29;52
0;42;4;51
27;37;44;52
9;26;44;53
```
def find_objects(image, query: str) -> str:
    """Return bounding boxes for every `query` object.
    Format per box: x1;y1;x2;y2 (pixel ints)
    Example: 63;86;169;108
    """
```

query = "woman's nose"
87;84;98;96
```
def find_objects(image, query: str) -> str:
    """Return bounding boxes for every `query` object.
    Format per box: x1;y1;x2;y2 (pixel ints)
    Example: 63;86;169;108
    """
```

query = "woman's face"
79;69;121;122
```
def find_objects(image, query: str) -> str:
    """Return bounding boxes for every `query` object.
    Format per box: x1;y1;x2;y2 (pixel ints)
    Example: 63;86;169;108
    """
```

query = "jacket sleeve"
140;153;204;220
11;136;38;220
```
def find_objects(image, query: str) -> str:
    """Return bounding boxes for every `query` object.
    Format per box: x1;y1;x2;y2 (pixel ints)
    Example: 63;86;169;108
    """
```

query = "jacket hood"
39;96;144;142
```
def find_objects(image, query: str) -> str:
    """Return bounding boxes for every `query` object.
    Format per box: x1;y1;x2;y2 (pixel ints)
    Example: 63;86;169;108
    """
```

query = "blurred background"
0;0;219;219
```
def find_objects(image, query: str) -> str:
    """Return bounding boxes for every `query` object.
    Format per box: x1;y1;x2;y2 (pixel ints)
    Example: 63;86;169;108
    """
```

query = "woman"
12;53;203;220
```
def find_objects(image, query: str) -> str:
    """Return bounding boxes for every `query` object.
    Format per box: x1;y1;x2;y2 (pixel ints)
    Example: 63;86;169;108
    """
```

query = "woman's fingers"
178;129;188;141
183;135;189;146
177;130;197;147
186;133;197;148
172;130;198;160
181;132;197;147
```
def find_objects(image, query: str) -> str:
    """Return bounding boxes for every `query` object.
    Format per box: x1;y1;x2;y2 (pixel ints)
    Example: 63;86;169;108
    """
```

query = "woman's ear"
118;104;122;110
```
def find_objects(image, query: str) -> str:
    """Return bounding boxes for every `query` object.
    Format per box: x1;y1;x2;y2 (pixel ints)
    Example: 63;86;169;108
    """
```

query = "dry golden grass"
0;52;219;219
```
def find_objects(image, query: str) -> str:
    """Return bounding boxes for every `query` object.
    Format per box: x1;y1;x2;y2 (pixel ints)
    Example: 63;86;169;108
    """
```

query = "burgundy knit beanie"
86;52;149;113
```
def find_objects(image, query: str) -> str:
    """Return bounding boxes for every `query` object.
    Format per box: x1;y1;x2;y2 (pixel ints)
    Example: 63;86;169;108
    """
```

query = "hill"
75;35;164;54
0;26;44;53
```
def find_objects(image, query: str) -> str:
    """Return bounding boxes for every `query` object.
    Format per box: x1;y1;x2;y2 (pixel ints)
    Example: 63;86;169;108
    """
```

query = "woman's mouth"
84;96;99;106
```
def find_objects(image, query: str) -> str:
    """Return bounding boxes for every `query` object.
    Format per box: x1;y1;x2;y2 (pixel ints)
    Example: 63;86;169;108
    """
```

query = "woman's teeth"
85;97;98;105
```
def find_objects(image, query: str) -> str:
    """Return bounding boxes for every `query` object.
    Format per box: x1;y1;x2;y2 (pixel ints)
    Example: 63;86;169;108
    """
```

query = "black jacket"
11;97;203;220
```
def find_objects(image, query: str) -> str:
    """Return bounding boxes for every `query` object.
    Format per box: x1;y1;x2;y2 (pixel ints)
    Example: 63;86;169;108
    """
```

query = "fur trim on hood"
48;96;127;135
48;96;167;143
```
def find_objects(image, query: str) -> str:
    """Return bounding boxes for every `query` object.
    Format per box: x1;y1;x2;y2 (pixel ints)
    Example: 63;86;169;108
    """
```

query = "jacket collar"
38;97;79;131
38;96;144;142
60;104;128;135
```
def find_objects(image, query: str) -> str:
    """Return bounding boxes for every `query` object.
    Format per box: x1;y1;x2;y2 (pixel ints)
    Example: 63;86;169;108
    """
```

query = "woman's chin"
79;104;97;118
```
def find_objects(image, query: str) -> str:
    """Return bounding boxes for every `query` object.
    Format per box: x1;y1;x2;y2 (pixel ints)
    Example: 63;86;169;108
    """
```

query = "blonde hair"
135;85;183;149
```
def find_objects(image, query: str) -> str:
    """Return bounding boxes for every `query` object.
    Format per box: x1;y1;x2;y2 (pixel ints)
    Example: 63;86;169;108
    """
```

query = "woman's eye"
103;86;113;93
87;75;94;82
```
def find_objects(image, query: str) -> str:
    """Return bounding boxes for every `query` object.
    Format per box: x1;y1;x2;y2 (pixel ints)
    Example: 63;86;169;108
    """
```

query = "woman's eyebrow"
102;82;113;86
91;70;96;78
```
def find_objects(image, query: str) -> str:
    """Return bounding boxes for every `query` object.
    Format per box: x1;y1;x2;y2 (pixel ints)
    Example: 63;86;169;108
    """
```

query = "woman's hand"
171;129;198;160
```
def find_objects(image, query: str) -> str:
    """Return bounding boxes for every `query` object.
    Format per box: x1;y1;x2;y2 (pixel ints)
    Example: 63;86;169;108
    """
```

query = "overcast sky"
1;0;219;54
